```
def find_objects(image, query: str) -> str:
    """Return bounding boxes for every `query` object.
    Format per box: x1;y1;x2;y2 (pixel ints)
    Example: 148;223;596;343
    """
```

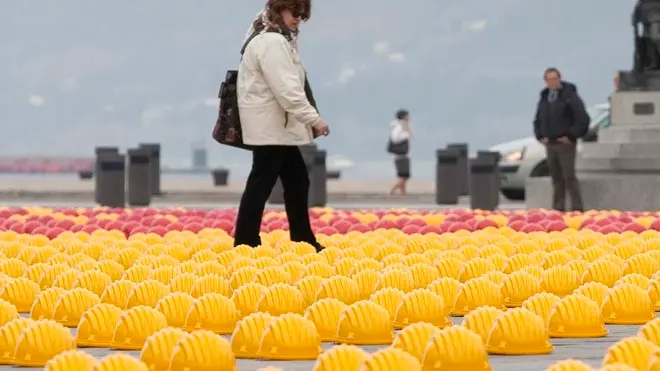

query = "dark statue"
633;0;660;71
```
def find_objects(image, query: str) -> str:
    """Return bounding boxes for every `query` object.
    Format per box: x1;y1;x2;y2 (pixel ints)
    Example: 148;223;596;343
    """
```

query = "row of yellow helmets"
25;330;660;371
0;267;655;368
0;226;657;333
0;226;659;269
19;303;660;371
0;243;659;323
0;233;652;369
0;237;658;314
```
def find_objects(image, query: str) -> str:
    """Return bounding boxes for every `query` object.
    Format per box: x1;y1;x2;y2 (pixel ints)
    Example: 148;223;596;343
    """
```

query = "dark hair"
544;67;561;78
267;0;311;22
396;109;409;120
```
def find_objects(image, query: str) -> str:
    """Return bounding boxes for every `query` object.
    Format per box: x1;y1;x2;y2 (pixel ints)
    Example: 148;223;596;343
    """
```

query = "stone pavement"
0;177;524;208
0;199;526;211
0;177;436;194
0;315;642;370
0;178;435;203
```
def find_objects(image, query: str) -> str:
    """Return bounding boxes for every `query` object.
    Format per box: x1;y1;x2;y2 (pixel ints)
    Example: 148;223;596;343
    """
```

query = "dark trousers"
234;145;316;247
545;143;583;211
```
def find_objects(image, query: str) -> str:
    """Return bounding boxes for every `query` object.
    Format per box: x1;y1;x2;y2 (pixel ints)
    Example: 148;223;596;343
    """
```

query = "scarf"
243;6;298;51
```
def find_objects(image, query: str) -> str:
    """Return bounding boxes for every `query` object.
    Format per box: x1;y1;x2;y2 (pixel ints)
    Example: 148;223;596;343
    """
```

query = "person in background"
233;0;328;251
533;67;590;212
389;109;412;195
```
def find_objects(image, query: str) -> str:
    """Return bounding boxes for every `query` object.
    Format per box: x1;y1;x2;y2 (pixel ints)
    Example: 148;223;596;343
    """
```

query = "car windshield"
587;106;606;119
587;106;609;129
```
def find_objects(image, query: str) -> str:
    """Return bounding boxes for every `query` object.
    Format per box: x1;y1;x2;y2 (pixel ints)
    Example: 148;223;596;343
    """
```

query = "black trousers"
234;145;317;247
545;143;583;212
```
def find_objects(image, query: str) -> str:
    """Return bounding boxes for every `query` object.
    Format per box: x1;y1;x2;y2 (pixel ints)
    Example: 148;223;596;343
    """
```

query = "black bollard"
78;170;93;180
435;149;460;205
477;150;501;164
310;150;327;207
327;171;341;180
211;168;230;186
299;143;317;163
269;178;285;204
97;153;126;208
94;147;119;203
138;143;162;196
268;144;317;205
477;150;501;194
126;148;151;207
469;155;500;210
447;143;469;196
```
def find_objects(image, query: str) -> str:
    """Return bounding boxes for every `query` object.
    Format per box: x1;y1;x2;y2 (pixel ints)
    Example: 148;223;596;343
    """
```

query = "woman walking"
233;0;329;251
388;109;412;195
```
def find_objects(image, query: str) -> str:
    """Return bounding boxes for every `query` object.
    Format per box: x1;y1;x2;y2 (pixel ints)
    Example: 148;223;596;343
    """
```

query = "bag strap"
240;28;292;60
240;32;262;57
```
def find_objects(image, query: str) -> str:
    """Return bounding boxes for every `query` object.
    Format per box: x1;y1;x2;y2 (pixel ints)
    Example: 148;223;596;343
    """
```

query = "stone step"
525;174;660;211
576;157;660;173
580;142;660;158
598;125;660;143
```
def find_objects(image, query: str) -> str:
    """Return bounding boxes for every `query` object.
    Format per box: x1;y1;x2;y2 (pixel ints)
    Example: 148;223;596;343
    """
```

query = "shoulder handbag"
211;30;278;150
212;68;251;150
387;139;409;155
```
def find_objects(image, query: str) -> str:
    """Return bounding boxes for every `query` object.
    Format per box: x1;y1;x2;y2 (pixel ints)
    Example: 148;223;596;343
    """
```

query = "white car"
490;103;611;201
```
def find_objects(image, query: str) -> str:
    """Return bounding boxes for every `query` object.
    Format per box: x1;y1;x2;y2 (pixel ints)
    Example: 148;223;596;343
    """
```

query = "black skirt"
394;156;410;179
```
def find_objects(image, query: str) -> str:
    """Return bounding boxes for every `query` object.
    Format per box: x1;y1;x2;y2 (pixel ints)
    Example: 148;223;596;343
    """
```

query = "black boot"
312;241;325;253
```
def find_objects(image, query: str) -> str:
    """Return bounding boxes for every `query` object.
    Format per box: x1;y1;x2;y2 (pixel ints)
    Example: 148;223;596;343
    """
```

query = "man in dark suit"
533;68;590;212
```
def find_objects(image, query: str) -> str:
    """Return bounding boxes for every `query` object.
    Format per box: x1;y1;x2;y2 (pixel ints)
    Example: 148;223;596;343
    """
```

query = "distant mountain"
0;0;636;170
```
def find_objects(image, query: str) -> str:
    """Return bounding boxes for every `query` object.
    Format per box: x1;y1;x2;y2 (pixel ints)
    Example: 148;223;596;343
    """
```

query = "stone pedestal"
526;83;660;211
